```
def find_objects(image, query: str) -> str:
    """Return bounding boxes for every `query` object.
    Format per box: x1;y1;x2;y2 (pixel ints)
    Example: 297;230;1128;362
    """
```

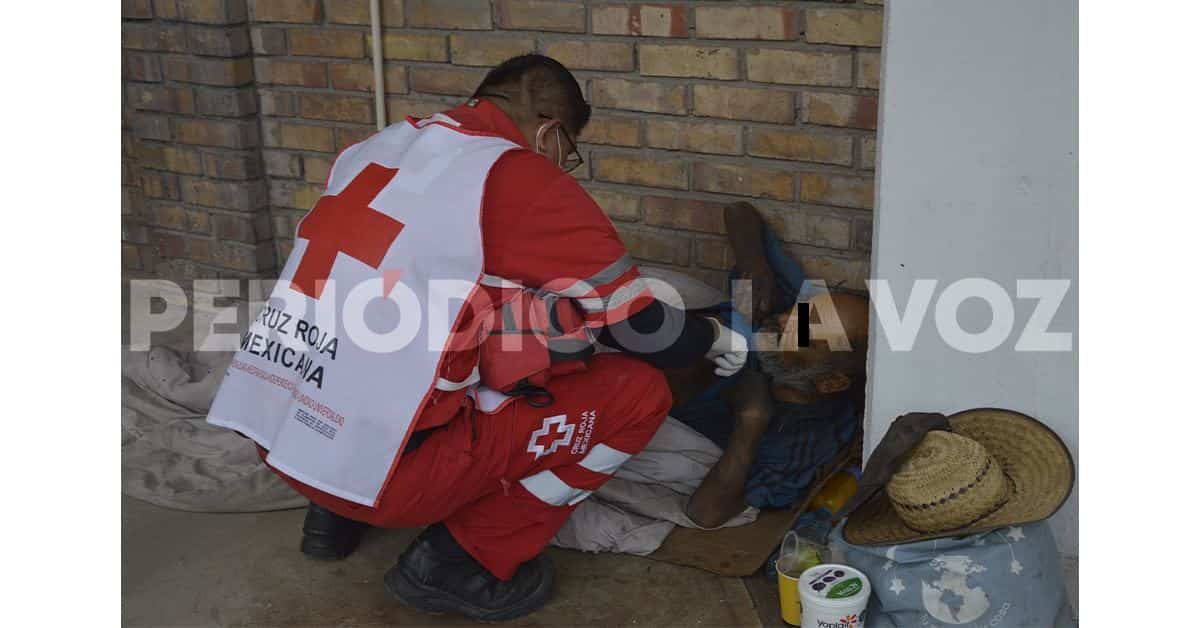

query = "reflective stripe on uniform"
577;443;632;475
576;276;652;313
519;469;593;506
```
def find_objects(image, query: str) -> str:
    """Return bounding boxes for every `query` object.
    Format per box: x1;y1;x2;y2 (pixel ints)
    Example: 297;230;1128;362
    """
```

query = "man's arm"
724;202;775;325
596;299;715;369
684;368;773;528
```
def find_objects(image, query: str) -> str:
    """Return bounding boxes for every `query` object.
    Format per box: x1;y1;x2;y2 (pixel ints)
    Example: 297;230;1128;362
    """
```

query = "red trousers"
269;353;672;580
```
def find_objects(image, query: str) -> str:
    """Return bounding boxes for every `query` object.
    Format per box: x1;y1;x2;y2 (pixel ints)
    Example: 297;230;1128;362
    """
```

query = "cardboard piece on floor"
646;447;856;577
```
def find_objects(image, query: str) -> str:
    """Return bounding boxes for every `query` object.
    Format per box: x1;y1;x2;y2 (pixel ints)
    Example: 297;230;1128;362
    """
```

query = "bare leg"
684;368;773;528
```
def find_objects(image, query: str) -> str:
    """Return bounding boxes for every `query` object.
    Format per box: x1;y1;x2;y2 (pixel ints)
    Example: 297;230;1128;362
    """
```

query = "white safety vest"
207;115;519;506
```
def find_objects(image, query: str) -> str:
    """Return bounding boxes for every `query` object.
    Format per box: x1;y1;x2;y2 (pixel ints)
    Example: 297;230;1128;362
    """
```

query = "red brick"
616;226;691;266
585;187;641;222
644;119;742;155
695;6;799;40
303;155;332;183
126;84;195;113
387;97;454;121
336;126;376;150
694;237;734;270
692;162;794;201
146;203;210;233
496;0;585;33
591;5;687;38
193;86;258;116
856;51;881;89
643;196;727;234
186;25;251;56
132;114;173;141
543;41;635;72
328;63;408;93
178;0;247;25
255;58;327;87
122;23;187;52
203;152;261;180
270;179;325;210
799;173;874;210
298;93;375;124
208;241;274;273
746;49;853;87
122;52;161;82
213;213;259;243
591;79;685;115
578;116;641;147
248;0;322;23
639;45;738;80
263;150;303;177
325;0;404;26
777;211;852;249
594;154;688;190
287;29;364;58
263;120;335;151
154;232;188;258
163;56;254;86
153;0;180;20
410;66;486;96
123;0;154;19
180;176;265;210
142;171;182;200
381;32;447;62
748;128;854;166
123;244;143;270
805;8;884;47
693;85;794;124
853;218;872;252
859;137;876;170
802;93;878;130
138;142;204;174
406;0;492;30
795;253;869;290
173;118;257;148
251;26;287;54
450;34;535;66
259;89;296;116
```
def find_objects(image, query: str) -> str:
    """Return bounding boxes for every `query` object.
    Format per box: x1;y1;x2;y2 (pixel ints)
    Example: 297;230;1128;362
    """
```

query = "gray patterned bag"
830;521;1074;627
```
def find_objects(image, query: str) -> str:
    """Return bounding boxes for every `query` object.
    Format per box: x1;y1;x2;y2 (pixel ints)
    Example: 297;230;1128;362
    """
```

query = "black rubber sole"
383;556;555;622
300;535;355;560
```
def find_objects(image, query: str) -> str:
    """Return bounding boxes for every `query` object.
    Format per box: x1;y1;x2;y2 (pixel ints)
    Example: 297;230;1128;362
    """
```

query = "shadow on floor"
122;496;791;627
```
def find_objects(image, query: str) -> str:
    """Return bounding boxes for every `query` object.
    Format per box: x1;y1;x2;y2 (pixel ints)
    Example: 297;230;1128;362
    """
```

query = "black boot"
384;523;555;621
300;502;369;560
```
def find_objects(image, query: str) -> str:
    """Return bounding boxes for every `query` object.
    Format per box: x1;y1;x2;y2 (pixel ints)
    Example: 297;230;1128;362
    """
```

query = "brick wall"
123;0;883;291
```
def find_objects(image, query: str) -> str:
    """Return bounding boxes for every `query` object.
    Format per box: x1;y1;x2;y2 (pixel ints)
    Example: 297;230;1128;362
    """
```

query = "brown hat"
842;408;1074;546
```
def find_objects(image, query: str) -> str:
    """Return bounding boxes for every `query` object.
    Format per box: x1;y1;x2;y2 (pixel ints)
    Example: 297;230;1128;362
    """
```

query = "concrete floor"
122;496;791;627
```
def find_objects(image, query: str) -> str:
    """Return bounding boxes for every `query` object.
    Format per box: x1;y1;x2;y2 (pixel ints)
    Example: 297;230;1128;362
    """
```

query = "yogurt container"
798;564;871;628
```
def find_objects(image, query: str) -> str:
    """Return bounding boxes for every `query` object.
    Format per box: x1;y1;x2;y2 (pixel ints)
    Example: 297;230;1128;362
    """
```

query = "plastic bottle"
808;470;859;516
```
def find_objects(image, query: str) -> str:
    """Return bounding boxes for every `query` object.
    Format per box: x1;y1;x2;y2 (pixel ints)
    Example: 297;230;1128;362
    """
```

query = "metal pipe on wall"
369;0;386;130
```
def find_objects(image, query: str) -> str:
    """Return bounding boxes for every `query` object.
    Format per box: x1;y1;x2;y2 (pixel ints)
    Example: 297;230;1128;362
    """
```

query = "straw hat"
842;408;1074;546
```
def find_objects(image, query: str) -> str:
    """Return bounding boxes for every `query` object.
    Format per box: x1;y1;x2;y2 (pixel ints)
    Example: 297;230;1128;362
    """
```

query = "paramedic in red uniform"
271;55;747;621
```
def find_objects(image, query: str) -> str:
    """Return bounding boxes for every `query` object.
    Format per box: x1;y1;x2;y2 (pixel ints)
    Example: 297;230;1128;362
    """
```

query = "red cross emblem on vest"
291;162;405;299
527;414;575;460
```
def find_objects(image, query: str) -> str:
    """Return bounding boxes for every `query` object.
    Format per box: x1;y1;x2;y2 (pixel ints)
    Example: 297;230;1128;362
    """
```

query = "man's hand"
705;317;748;377
737;261;776;325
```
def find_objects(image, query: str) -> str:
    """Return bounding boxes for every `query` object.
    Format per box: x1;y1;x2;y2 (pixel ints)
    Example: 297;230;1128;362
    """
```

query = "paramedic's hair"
473;54;591;134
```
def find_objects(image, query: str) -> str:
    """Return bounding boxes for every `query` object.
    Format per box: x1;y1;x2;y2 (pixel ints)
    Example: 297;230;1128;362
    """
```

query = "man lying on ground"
659;202;871;528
